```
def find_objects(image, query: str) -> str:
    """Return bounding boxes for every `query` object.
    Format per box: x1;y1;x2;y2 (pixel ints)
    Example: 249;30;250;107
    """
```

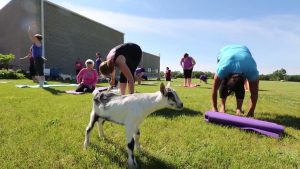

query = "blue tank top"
32;44;43;58
216;45;259;81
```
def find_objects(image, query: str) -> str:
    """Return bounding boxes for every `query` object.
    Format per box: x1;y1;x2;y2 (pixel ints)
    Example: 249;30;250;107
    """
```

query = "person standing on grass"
165;67;171;81
99;43;142;95
27;24;46;87
75;58;84;75
95;52;103;75
211;44;259;117
76;59;98;93
180;53;196;87
20;47;38;82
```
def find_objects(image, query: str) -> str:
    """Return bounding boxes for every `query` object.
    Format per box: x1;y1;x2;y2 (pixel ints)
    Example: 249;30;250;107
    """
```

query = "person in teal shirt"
211;45;259;117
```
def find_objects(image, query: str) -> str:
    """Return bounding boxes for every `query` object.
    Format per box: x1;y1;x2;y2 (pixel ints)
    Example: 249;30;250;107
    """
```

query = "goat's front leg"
134;129;142;151
97;118;105;138
83;112;98;150
125;124;138;169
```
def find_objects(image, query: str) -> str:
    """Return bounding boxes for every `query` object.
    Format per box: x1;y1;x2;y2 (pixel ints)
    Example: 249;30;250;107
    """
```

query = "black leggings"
219;80;245;99
184;69;193;79
115;44;142;83
76;84;95;93
34;57;44;76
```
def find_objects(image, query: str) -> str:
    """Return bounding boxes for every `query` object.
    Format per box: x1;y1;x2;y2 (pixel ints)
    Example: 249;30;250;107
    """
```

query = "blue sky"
1;0;300;74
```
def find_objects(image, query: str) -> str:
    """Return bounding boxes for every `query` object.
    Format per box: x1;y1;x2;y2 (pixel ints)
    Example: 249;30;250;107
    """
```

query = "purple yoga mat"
205;111;285;138
65;87;109;95
65;90;84;94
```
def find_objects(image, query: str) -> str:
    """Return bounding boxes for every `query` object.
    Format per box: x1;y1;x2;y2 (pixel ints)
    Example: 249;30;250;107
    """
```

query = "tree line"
259;68;300;82
0;53;299;82
160;68;300;82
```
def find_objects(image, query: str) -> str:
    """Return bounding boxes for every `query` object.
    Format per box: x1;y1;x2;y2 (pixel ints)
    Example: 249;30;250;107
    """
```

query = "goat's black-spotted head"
160;82;183;110
93;92;118;108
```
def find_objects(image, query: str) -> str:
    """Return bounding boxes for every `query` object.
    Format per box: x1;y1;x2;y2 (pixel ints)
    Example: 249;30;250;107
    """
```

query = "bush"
192;71;203;79
287;75;300;82
259;74;270;81
0;69;25;79
0;53;15;69
172;71;183;78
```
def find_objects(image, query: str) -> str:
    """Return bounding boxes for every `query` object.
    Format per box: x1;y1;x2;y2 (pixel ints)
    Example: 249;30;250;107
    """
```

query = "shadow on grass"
90;137;176;168
200;86;212;90
139;83;157;86
42;87;65;95
240;128;295;139
89;142;124;168
198;82;211;85
258;112;300;130
138;150;176;169
259;89;269;92
208;122;295;139
279;132;297;140
152;107;202;118
144;79;160;82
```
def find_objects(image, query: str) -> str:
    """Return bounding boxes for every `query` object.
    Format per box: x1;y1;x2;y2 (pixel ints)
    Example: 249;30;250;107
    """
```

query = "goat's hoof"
128;159;138;169
83;141;89;150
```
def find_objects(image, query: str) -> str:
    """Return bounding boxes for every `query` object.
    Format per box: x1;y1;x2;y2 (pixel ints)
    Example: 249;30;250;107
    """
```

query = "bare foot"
236;109;244;116
220;106;225;113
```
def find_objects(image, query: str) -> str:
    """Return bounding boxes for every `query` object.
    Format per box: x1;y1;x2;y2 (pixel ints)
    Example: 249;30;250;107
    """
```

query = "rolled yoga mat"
205;111;285;138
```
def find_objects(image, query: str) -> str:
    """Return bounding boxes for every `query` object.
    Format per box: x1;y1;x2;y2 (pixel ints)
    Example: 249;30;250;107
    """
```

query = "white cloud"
0;0;10;10
56;2;300;41
48;1;300;74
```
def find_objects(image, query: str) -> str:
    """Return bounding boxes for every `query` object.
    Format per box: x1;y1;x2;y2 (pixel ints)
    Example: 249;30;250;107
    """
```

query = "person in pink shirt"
76;59;98;92
180;53;196;87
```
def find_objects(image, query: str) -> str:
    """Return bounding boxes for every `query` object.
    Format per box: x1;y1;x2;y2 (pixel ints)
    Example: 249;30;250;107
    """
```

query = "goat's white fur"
83;82;183;168
59;73;72;80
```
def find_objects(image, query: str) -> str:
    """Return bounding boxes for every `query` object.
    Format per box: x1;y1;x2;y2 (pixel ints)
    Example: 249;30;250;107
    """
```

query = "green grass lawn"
0;79;299;169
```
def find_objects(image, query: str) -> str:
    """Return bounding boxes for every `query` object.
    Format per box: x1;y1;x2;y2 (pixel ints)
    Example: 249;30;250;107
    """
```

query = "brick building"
0;0;160;78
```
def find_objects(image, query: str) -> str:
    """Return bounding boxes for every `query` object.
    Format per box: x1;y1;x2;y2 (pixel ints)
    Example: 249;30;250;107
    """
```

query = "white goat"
83;82;183;168
59;73;72;80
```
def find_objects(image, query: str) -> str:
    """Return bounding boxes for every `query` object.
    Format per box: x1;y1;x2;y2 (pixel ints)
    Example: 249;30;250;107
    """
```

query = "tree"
271;68;287;81
172;71;183;78
0;53;15;70
160;71;165;78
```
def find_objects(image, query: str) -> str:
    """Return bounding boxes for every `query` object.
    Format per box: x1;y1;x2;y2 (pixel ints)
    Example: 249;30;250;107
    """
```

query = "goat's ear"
160;83;166;95
166;82;171;88
93;93;101;105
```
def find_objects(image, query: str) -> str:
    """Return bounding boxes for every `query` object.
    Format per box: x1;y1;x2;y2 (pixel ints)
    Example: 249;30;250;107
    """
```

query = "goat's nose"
180;103;183;108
